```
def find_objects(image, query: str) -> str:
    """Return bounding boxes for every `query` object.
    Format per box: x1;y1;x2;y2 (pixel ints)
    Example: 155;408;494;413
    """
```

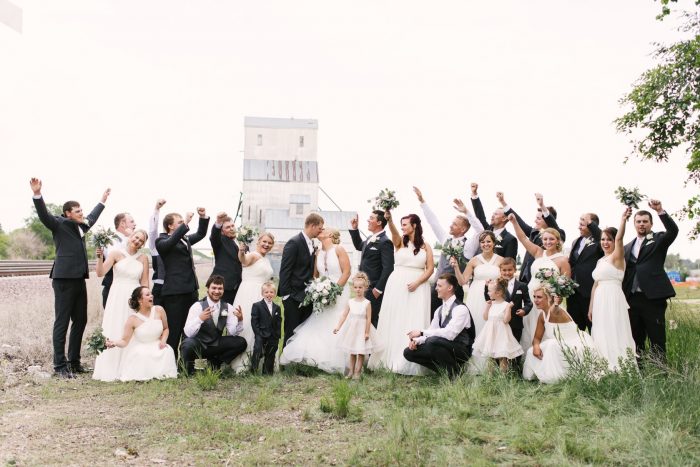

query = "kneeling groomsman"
404;274;475;378
181;275;247;375
251;281;283;375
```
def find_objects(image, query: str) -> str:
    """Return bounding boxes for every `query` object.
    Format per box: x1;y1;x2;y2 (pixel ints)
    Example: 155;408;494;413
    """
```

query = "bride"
92;230;149;382
508;213;571;352
230;232;275;372
280;228;350;373
368;212;434;375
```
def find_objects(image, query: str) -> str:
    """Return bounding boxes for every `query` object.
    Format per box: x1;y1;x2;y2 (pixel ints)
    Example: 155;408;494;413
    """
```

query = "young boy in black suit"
251;281;282;375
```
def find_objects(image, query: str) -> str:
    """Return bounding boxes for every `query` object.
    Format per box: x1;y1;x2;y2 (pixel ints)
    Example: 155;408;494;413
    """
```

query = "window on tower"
257;134;263;146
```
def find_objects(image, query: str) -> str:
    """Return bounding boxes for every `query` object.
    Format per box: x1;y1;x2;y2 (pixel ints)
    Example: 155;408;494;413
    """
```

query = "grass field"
1;278;699;465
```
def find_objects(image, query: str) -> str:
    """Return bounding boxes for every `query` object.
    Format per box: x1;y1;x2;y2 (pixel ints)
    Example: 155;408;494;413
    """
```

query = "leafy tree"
0;231;8;259
7;229;48;260
23;203;62;259
615;6;700;239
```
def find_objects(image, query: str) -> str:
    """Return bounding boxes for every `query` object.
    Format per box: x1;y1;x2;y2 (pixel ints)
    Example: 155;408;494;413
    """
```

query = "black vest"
438;299;475;347
195;298;228;346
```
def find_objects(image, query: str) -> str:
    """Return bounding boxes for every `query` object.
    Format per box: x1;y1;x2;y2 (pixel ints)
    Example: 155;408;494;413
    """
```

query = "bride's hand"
159;342;167;350
407;281;419;292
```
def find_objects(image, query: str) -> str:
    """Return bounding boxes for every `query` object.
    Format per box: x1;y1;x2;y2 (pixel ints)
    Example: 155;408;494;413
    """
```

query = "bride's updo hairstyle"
325;228;341;245
129;229;148;242
541;228;563;252
258;232;275;244
533;284;554;303
401;214;424;255
128;286;149;310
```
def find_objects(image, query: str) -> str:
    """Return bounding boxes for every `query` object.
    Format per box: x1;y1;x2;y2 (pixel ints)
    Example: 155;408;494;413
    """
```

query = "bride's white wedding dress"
521;251;565;352
279;247;349;373
368;244;431;375
230;253;274;372
93;252;143;382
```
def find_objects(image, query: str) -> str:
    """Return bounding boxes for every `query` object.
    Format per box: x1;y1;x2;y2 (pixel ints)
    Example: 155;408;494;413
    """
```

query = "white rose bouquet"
89;226;119;249
236;225;259;245
301;275;344;314
368;188;400;211
535;268;579;298
441;239;466;268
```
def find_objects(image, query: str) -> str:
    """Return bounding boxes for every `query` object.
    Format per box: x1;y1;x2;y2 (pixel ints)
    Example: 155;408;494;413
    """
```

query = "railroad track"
0;259;211;277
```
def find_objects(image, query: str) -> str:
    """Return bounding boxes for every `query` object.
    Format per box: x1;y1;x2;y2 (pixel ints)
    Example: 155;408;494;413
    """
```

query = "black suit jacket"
568;222;603;298
155;217;209;296
349;229;394;292
471;197;518;260
623;213;678;300
251;299;282;340
33;196;104;279
504;207;566;283
279;233;315;302
483;279;532;330
209;225;242;292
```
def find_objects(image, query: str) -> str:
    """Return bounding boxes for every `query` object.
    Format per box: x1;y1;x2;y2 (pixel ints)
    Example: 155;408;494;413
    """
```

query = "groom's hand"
496;192;506;206
350;214;358;230
372;288;381;299
197;207;207;218
30;178;42;195
199;306;212;321
648;199;664;214
471;183;478;198
101;188;111;204
412;186;425;203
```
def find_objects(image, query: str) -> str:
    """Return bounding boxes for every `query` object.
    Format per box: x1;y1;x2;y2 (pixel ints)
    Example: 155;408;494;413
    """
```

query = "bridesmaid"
588;207;636;371
451;231;503;374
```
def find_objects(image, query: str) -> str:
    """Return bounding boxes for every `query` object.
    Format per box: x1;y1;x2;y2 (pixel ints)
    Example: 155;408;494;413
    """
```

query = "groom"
349;210;395;327
470;183;518;260
30;177;109;378
280;213;324;346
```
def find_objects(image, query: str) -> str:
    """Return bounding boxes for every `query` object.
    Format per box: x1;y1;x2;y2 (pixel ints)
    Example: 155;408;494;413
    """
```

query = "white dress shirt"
632;236;645;258
418;201;483;262
183;297;243;338
508;278;515;296
414;295;471;345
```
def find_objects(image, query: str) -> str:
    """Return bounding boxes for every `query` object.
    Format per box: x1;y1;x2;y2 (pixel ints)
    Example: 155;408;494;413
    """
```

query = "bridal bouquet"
86;327;107;355
368;188;400;211
236;225;259;245
441;239;466;268
301;276;344;314
90;227;119;249
615;186;646;209
535;268;579;299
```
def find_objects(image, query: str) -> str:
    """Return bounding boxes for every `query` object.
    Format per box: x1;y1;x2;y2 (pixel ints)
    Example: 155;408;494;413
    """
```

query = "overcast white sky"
1;1;698;258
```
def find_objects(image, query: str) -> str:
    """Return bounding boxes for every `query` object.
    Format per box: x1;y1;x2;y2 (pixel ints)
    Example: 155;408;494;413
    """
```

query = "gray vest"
437;237;467;276
438;299;475;347
195;298;228;346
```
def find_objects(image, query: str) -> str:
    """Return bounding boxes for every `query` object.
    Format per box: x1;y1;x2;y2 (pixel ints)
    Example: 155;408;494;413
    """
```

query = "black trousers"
251;336;279;375
282;298;312;347
101;285;111;309
221;287;239;306
567;292;592;331
628;292;668;360
162;291;199;359
365;289;384;328
51;279;88;372
403;337;472;378
152;283;163;307
180;335;247;375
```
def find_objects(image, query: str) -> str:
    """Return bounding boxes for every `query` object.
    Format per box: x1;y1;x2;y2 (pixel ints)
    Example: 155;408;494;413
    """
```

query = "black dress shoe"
68;364;92;374
54;369;75;379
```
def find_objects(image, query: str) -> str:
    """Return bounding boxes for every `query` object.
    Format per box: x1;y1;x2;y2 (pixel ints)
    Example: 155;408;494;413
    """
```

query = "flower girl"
473;278;524;372
333;272;381;379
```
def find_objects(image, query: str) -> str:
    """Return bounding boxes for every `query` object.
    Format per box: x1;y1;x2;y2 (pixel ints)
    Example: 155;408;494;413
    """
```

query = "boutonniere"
495;235;503;243
645;233;654;241
583;238;594;247
220;310;228;317
369;236;378;244
82;219;91;227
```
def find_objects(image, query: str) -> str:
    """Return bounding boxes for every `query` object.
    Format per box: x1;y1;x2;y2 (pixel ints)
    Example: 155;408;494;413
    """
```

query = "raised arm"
507;214;542;258
502;192;533;237
30;178;59;232
650;199;679;248
95;248;121;277
536;193;566;241
148;199;165;254
414;186;447;242
155;221;190;254
453;256;476;286
386;211;402;249
187;208;210;246
611;207;631;269
349;214;364;251
209;212;226;252
471;194;489;231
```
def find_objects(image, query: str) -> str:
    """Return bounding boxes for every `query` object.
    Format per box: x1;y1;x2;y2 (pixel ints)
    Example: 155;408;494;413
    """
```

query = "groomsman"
156;208;210;358
623;200;678;362
412;186;483;316
567;212;603;331
470;183;518;260
404;274;474;378
349;211;395;327
148;199;166;306
181;275;247;375
280;213;324;346
499;192;566;283
209;212;243;305
30;178;109;377
101;212;136;307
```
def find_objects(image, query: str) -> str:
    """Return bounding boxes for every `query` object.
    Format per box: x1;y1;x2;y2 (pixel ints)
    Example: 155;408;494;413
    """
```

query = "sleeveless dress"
336;298;382;355
522;251;565;352
279;247;350;373
473;301;524;360
590;258;636;371
117;307;177;381
93;252;143;382
465;254;500;374
368;244;431;375
522;308;598;384
230;253;274;372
